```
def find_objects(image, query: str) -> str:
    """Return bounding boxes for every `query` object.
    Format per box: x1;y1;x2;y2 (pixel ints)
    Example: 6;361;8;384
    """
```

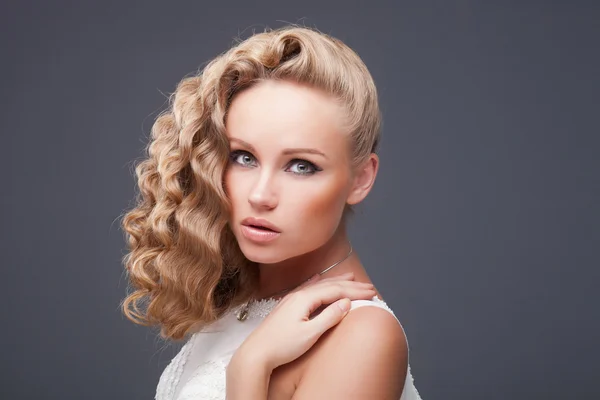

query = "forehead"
225;80;348;154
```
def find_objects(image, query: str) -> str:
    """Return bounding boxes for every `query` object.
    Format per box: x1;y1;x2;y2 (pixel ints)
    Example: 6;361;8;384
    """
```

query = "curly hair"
121;25;382;341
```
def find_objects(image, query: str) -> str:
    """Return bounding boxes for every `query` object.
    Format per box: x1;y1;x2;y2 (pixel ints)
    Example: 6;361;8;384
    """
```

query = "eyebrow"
229;137;328;159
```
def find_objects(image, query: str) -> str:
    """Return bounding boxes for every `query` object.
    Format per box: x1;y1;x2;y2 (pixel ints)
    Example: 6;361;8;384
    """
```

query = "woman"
121;25;423;399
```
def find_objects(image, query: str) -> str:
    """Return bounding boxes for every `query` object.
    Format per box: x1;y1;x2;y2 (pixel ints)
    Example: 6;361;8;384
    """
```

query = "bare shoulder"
291;301;409;400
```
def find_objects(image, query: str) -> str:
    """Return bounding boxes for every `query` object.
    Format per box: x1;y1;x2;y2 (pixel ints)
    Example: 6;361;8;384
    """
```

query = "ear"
346;153;379;205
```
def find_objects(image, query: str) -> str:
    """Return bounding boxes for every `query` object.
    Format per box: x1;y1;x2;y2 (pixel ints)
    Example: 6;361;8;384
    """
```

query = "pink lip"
241;217;281;233
241;225;281;243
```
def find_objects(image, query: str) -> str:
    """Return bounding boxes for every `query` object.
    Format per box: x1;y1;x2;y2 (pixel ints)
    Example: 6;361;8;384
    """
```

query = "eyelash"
228;150;322;176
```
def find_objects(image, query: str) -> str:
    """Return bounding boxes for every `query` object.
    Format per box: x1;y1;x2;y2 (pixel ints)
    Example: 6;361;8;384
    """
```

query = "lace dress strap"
348;296;423;400
348;296;410;353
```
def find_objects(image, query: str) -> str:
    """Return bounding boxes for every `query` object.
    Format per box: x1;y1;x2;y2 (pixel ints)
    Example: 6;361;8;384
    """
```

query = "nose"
248;171;278;210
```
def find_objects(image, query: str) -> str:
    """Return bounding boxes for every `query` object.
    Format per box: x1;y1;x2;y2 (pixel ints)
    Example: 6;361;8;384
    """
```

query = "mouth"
240;224;281;243
244;224;277;232
240;217;281;233
240;217;281;243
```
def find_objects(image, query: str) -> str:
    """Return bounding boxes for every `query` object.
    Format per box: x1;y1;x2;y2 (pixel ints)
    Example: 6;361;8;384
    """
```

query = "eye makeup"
228;150;322;176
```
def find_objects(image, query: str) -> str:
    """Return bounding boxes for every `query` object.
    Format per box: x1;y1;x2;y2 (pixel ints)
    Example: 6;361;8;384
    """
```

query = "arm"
292;306;408;400
225;274;378;399
225;346;272;400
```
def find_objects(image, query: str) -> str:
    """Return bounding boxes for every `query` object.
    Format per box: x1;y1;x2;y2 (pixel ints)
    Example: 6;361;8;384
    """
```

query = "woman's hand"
231;272;376;372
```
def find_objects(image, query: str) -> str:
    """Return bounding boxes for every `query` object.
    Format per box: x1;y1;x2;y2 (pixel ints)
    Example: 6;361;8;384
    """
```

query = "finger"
318;271;355;283
305;272;357;287
308;298;352;333
285;273;322;298
290;272;355;294
312;280;375;292
292;273;322;293
299;281;376;314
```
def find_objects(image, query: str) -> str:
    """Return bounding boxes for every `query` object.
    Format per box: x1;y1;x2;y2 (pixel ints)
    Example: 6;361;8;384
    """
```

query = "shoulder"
338;298;408;352
293;299;408;399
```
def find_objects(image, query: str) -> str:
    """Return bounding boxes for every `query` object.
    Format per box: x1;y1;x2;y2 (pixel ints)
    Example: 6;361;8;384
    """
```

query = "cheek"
224;170;245;212
290;178;348;231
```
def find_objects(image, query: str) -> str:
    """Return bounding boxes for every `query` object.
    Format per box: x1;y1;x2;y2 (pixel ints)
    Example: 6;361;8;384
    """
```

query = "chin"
238;242;289;264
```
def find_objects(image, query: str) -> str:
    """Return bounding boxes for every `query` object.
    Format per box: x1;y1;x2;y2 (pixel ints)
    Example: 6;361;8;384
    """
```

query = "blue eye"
229;150;257;167
228;150;322;176
286;159;319;176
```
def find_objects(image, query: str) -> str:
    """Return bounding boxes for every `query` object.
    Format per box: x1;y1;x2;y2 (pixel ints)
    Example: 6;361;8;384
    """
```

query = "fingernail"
338;298;350;312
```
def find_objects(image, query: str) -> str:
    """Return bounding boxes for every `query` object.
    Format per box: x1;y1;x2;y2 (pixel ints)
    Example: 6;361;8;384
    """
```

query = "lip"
240;225;281;243
241;217;281;233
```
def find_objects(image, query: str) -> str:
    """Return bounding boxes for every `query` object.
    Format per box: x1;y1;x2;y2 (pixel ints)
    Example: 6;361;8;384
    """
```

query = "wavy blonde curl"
121;25;382;341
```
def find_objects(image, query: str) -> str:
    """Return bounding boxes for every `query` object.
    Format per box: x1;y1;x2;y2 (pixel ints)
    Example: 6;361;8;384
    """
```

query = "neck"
254;224;363;300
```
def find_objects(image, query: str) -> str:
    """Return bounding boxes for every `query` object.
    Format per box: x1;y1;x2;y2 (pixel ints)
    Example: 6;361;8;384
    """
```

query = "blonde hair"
121;25;382;341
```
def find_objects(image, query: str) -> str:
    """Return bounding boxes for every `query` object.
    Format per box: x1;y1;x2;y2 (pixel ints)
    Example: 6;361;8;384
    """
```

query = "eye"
229;150;257;167
286;159;321;176
228;150;322;176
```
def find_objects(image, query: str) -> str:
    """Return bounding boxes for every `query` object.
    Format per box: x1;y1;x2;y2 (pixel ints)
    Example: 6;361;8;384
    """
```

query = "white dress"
155;296;423;400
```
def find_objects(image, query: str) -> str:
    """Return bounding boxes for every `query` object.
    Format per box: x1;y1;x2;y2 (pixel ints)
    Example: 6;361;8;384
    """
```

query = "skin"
223;79;407;399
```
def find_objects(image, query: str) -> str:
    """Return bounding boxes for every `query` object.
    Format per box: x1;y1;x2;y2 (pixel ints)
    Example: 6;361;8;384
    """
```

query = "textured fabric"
155;296;423;400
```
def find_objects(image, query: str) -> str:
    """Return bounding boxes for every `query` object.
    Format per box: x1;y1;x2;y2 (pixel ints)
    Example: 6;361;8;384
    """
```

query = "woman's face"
224;79;354;264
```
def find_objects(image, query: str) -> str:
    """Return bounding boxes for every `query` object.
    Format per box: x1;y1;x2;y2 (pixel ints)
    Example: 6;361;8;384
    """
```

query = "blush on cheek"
224;169;249;201
223;172;244;230
289;182;347;246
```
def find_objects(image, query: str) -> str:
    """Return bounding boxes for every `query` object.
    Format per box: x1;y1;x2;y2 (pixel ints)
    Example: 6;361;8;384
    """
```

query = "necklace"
236;244;354;322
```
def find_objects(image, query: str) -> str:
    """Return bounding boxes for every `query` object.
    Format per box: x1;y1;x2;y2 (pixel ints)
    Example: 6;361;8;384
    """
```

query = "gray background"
1;1;598;399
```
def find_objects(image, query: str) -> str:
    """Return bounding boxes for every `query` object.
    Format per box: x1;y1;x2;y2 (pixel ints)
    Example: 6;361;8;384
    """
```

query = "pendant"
236;303;249;321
